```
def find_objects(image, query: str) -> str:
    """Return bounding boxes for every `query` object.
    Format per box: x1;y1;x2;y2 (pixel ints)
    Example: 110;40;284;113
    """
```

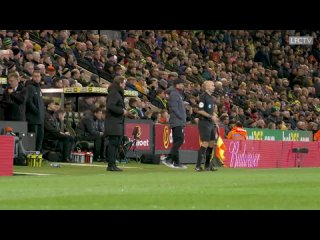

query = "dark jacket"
76;114;101;138
105;83;125;136
25;81;45;124
78;99;96;115
151;96;167;109
168;87;186;128
1;84;27;121
44;110;61;139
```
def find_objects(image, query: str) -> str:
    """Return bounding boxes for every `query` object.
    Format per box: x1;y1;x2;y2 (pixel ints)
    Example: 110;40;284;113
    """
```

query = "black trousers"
45;134;75;161
169;126;184;163
101;137;108;159
56;134;75;161
28;124;44;152
80;133;103;160
107;135;122;166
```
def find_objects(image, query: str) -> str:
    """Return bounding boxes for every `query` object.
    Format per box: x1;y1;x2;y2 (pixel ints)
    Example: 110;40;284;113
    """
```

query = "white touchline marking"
56;163;142;168
14;172;54;176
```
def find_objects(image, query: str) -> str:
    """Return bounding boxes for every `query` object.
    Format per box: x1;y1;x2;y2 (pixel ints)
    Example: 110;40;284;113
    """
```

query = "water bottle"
50;163;61;168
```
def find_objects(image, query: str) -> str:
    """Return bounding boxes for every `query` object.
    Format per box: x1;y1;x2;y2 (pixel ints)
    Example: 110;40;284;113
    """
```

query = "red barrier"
154;124;200;151
154;124;320;168
124;121;152;152
0;136;14;176
223;140;320;168
130;122;320;168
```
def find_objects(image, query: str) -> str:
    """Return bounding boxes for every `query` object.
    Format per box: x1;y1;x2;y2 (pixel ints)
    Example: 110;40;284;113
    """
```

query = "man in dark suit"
76;107;104;161
1;72;27;121
25;68;45;151
105;76;134;171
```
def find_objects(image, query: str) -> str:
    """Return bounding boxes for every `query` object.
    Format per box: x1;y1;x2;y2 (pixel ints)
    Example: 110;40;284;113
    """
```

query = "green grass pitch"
1;161;320;209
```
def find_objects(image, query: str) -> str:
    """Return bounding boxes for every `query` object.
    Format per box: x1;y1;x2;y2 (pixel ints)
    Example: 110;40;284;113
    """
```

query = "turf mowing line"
57;162;142;169
13;172;54;176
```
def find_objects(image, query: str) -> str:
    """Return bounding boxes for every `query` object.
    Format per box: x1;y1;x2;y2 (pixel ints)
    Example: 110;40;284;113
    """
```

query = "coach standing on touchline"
162;79;187;169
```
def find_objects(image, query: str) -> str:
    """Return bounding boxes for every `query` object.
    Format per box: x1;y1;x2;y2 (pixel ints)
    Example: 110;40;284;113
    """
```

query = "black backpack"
14;154;27;166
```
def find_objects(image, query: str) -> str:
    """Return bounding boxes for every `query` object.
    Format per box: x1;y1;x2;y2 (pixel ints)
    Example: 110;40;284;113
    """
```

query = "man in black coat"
44;99;75;162
105;76;134;171
1;72;27;121
25;68;45;151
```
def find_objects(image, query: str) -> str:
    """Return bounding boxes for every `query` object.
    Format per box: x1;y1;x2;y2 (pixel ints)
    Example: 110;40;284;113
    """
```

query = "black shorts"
198;120;216;142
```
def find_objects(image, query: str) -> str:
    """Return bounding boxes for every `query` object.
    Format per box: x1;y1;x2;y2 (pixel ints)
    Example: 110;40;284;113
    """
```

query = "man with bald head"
196;80;219;172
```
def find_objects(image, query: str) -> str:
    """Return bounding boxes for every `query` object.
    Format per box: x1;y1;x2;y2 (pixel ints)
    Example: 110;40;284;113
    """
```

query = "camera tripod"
121;136;141;163
127;137;141;163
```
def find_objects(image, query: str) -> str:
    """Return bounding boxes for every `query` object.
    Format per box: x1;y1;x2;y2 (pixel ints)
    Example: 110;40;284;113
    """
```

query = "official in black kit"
196;81;219;172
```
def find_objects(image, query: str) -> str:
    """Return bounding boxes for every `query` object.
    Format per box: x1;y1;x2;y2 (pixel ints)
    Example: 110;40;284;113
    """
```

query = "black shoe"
205;166;218;171
173;163;188;169
195;166;203;172
107;165;123;171
113;165;123;171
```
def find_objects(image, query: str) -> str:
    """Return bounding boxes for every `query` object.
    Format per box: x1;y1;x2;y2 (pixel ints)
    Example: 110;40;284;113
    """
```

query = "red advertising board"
125;121;320;168
223;139;320;168
0;135;14;176
223;140;278;168
154;124;200;151
154;124;320;168
125;122;152;151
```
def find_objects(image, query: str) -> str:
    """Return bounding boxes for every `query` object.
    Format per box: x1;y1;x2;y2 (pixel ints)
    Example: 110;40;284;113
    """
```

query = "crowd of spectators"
1;29;320;138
